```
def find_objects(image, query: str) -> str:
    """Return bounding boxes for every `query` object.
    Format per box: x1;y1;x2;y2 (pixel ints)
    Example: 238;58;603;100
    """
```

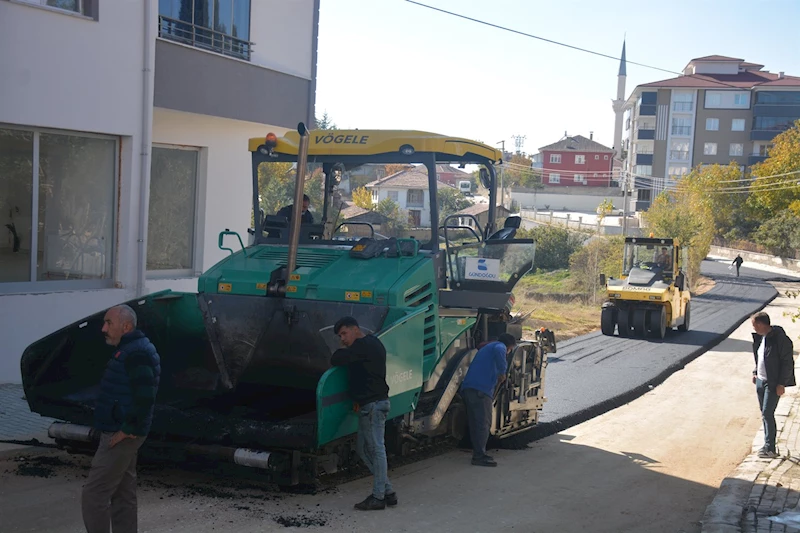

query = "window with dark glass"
0;127;116;288
407;189;424;207
158;0;252;60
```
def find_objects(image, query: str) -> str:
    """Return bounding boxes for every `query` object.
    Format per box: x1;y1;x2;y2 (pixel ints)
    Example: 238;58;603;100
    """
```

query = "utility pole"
497;140;506;209
621;170;629;237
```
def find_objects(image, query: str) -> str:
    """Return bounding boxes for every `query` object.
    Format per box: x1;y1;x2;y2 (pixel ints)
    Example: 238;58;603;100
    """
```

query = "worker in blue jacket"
461;333;515;467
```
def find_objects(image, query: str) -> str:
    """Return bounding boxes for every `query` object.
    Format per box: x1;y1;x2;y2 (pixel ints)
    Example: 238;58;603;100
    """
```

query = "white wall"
0;0;148;135
0;2;313;384
152;108;289;272
512;191;624;212
250;0;315;80
0;0;156;384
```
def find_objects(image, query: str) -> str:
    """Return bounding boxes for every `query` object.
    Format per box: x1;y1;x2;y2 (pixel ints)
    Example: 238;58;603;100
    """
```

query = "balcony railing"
636;148;654;155
671;126;691;136
637;129;655;140
672;102;694;112
158;15;254;61
669;150;689;160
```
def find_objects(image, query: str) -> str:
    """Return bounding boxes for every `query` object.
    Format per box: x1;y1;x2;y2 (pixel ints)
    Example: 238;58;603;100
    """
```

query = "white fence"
519;209;643;236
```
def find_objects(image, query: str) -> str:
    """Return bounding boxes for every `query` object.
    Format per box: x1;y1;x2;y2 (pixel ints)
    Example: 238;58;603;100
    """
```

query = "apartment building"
0;0;319;382
622;55;800;210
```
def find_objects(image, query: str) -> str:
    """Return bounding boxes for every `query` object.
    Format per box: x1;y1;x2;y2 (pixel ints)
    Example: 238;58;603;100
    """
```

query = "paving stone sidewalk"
0;383;55;455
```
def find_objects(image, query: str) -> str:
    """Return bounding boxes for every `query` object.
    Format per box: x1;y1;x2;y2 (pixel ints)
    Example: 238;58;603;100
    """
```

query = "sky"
315;0;800;155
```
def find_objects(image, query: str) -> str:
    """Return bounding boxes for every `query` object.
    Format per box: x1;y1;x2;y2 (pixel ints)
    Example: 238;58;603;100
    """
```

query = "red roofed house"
434;164;472;187
622;55;800;210
538;134;615;188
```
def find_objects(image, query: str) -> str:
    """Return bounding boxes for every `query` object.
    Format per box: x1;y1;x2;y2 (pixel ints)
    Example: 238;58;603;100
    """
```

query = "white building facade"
0;0;319;382
366;168;440;228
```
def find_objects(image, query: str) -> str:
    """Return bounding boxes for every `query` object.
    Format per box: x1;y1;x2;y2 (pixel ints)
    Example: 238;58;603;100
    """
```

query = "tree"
351;187;373;209
642;191;712;288
315;112;337;130
256;163;323;223
596;198;614;225
375;198;408;237
753;210;800;257
642;163;744;287
437;188;472;220
517;226;583;270
384;164;413;177
569;235;624;304
748;120;800;219
502;153;536;188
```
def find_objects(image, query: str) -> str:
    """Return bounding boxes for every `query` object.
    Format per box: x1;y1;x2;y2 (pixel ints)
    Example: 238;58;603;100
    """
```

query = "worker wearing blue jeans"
331;316;397;511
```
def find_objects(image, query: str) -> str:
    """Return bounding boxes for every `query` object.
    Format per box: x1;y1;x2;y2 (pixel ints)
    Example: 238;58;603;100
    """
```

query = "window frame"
0;123;118;295
548;173;561;184
406;189;424;207
12;0;97;19
575;155;585;165
146;143;204;279
703;142;718;156
387;190;399;202
729;143;744;157
706;118;719;131
157;0;253;60
549;154;561;164
731;118;746;132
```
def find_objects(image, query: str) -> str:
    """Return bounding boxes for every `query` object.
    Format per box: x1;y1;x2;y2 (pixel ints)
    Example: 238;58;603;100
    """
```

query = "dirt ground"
0;284;764;533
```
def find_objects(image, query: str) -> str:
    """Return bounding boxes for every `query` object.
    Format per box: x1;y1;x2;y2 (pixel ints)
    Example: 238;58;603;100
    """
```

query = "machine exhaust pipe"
48;422;99;443
285;122;311;284
184;444;278;470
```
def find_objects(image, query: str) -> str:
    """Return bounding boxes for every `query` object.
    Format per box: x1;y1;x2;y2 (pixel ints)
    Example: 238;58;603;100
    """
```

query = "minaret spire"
612;39;628;160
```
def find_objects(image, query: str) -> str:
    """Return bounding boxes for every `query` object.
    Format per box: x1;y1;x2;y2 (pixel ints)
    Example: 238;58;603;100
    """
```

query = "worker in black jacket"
331;316;397;511
751;311;795;458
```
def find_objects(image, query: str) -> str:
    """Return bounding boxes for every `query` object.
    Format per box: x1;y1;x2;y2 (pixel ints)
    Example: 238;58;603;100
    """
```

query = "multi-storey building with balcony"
0;0;319;382
622;55;800;210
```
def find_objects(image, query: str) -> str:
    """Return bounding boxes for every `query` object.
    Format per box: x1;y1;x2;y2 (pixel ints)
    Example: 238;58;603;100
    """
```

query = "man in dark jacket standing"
733;255;744;277
331;316;396;511
82;305;161;533
461;333;515;467
751;311;795;458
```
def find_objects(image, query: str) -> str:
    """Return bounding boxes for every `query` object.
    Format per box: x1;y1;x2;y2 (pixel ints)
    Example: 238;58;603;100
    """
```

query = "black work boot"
385;491;398;507
354;495;386;511
471;456;497;467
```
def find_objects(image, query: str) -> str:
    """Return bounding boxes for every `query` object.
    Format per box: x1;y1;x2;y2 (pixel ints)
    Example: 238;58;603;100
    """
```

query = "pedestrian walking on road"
751;311;795;458
331;316;397;511
82;305;161;533
461;333;515;467
732;255;744;277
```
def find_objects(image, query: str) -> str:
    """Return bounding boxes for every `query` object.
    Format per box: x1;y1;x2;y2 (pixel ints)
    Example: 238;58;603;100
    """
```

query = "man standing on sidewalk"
751;311;795;458
331;316;397;511
461;333;515;467
82;305;160;533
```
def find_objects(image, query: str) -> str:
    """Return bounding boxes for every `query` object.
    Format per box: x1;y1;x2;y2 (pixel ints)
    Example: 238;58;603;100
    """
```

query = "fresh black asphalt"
514;259;799;445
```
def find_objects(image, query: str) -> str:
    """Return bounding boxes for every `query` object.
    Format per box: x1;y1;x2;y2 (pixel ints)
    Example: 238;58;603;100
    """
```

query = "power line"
405;1;765;92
